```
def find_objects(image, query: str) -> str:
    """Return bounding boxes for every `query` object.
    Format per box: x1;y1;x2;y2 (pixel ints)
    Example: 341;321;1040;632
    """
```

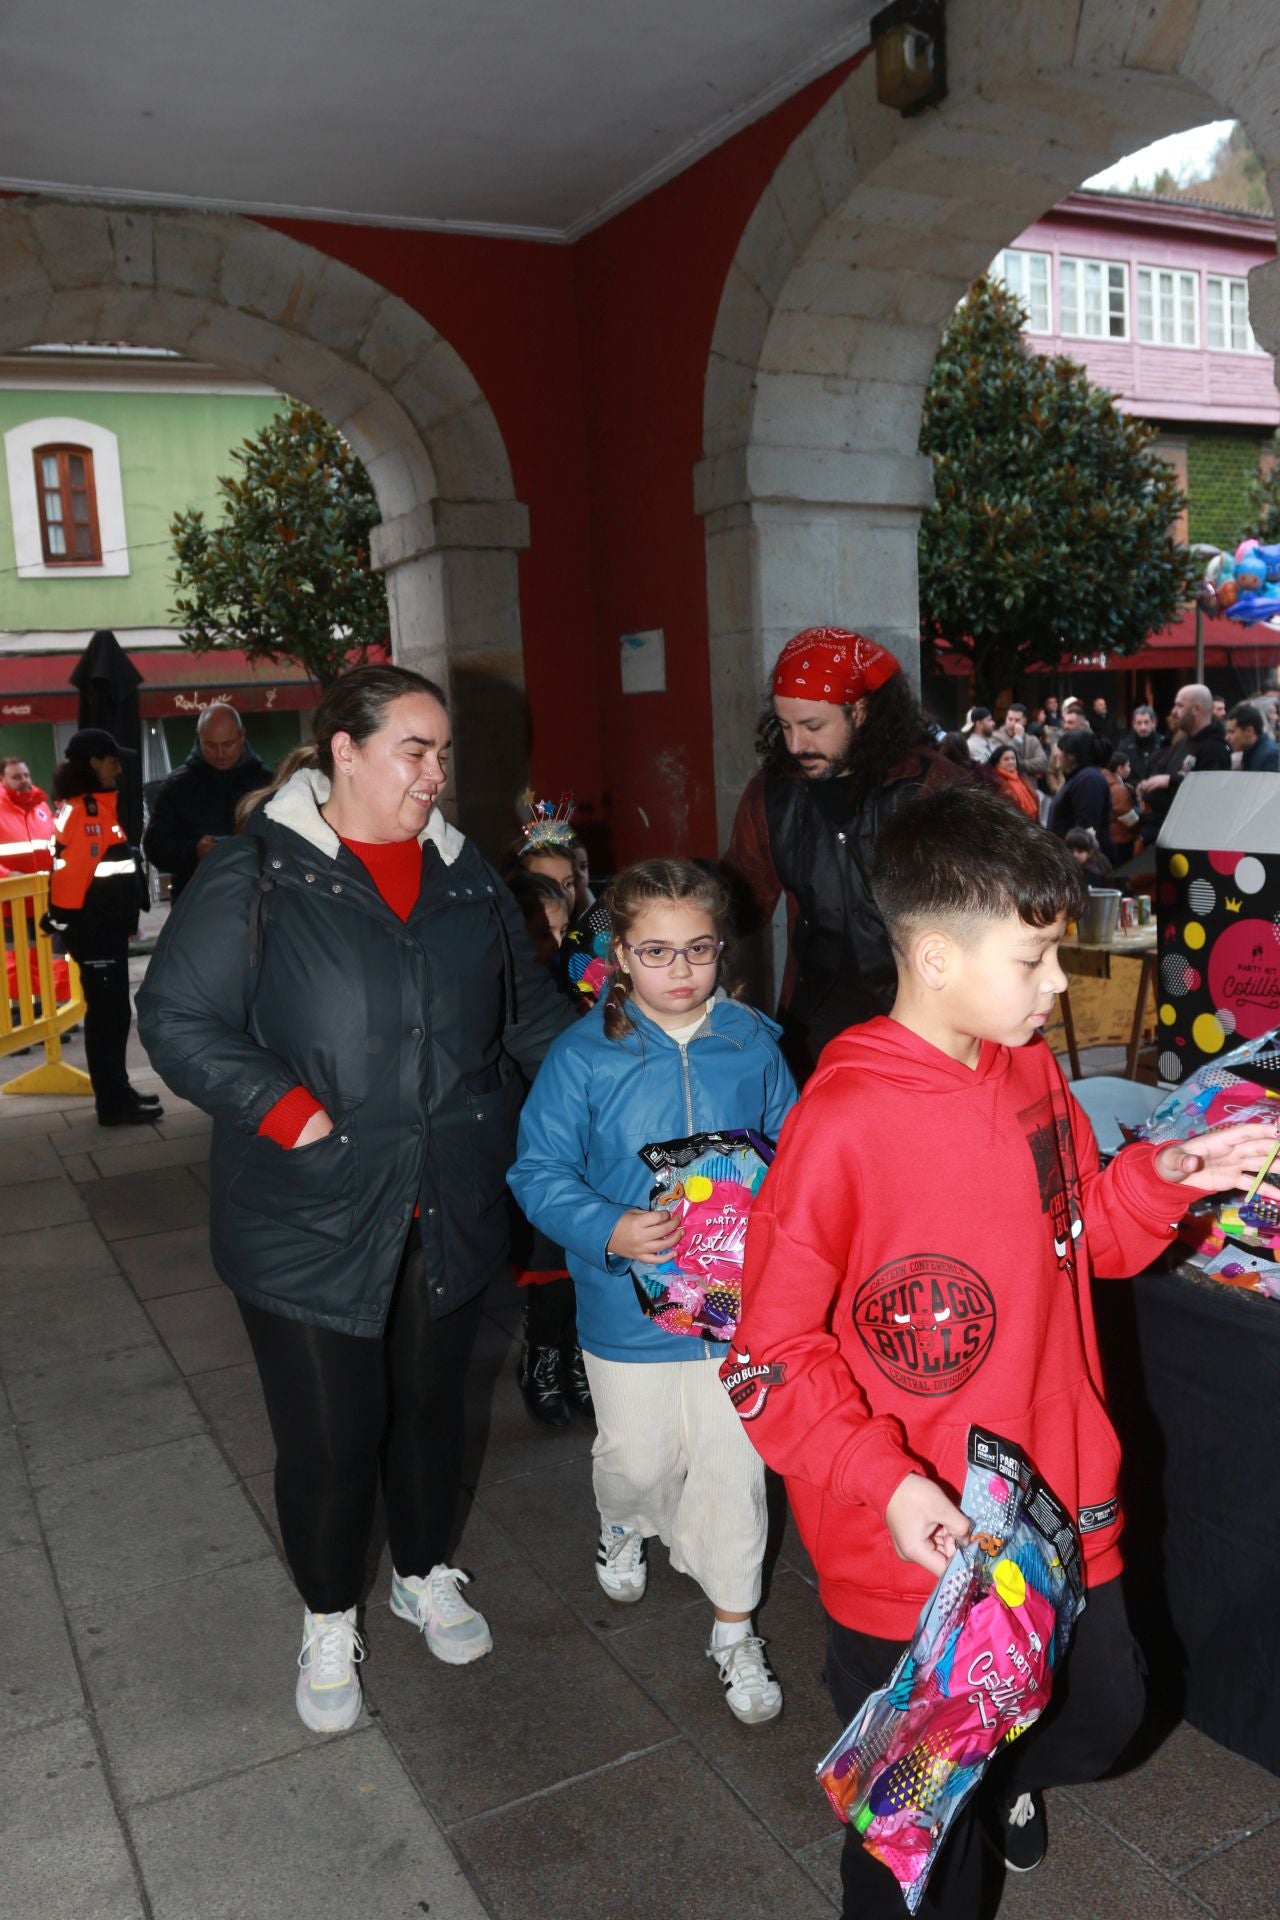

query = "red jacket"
0;783;55;876
724;1017;1183;1638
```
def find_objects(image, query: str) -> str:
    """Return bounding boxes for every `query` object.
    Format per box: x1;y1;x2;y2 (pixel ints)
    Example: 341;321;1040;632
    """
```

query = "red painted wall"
572;58;861;863
268;53;861;865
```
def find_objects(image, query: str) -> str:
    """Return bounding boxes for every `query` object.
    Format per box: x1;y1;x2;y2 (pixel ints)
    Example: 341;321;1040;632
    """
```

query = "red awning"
1075;604;1280;674
0;647;325;723
932;606;1280;682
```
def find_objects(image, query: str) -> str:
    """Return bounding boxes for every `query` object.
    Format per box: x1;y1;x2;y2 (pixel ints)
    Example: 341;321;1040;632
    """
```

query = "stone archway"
0;198;529;851
698;0;1280;846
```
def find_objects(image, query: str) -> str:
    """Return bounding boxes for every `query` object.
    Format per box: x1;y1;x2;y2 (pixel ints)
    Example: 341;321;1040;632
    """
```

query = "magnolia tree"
171;401;388;687
918;277;1195;702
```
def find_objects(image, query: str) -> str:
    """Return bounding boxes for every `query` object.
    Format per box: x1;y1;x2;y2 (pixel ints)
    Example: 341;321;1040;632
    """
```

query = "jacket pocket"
463;1066;522;1218
227;1111;361;1246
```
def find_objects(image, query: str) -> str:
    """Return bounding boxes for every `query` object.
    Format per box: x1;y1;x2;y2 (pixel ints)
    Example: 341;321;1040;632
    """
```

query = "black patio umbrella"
69;628;145;845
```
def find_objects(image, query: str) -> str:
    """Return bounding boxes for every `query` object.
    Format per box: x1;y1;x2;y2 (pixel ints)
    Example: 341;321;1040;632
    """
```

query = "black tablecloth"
1095;1263;1280;1775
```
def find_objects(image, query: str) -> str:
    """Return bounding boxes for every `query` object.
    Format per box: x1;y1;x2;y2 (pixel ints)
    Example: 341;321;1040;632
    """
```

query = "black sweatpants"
237;1241;485;1614
74;946;135;1119
823;1576;1147;1919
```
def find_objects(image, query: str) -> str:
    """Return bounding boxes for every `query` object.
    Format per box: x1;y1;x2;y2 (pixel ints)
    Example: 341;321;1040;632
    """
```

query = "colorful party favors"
630;1129;774;1343
816;1428;1085;1912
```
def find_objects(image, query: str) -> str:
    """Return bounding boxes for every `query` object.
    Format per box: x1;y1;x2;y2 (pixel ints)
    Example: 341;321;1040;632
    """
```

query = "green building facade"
0;351;305;795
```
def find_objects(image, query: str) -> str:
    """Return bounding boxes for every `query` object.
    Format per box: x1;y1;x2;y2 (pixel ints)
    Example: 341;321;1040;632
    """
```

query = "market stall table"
1095;1259;1280;1776
1059;922;1156;1081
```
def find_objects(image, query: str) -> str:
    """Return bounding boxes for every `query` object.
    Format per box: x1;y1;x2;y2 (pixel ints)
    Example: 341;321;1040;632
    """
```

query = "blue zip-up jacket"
508;993;797;1363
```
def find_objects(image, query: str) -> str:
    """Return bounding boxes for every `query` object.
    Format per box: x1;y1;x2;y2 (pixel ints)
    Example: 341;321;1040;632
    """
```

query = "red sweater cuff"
259;1086;325;1149
834;1422;920;1519
1109;1140;1188;1230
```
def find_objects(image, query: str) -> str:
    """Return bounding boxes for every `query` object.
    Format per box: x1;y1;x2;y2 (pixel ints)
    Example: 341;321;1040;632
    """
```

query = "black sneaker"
560;1344;595;1419
98;1105;165;1127
519;1343;572;1427
128;1089;163;1107
985;1791;1046;1873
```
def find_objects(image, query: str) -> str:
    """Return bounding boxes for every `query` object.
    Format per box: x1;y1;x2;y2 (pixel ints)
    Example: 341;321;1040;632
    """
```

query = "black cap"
970;706;993;721
65;728;137;762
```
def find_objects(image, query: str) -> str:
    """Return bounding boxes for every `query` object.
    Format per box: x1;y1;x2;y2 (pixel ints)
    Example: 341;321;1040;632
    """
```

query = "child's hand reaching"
1153;1118;1280;1197
885;1473;972;1578
607;1207;684;1264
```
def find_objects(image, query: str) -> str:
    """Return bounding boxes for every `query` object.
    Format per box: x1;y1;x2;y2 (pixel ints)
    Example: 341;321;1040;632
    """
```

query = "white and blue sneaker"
595;1524;648;1603
295;1606;364;1732
390;1564;493;1665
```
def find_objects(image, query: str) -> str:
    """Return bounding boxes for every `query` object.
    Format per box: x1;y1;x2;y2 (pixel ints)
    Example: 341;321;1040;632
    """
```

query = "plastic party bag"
816;1428;1085;1912
1127;1028;1280;1147
630;1129;774;1343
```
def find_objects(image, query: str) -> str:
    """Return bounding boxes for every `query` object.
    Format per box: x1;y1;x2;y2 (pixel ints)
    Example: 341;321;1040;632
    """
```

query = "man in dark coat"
1116;704;1164;786
722;626;961;1082
1227;702;1280;773
143;702;273;899
1136;683;1232;839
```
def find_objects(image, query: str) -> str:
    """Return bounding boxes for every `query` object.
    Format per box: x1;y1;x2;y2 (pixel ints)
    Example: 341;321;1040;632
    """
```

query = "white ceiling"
2;0;874;240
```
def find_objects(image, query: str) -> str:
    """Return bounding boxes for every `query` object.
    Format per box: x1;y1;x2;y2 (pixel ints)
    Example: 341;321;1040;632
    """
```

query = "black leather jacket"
762;751;943;1078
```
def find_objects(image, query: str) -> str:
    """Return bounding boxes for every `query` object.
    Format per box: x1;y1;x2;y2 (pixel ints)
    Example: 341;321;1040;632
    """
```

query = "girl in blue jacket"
509;857;797;1723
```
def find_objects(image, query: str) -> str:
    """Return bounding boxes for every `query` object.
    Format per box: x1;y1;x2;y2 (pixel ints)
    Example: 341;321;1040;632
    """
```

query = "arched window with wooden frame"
33;444;102;565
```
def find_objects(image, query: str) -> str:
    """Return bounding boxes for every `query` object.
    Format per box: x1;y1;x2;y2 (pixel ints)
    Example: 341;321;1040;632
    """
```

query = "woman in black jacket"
138;665;568;1733
1046;730;1118;866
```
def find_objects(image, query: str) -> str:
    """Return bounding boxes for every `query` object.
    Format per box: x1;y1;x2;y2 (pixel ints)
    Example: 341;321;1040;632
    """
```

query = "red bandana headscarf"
771;627;900;707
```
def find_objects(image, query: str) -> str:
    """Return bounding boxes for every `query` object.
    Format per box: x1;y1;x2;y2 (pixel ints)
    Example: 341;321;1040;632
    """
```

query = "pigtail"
602;970;635;1040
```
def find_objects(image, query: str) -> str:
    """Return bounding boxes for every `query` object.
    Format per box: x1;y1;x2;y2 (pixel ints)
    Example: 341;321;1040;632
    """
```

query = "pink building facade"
995;190;1278;435
982;189;1280;706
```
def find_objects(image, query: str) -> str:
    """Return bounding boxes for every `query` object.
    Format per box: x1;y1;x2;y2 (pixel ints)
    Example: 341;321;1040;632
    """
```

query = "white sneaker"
389;1564;493;1665
595;1524;648;1603
295;1607;364;1733
709;1633;783;1725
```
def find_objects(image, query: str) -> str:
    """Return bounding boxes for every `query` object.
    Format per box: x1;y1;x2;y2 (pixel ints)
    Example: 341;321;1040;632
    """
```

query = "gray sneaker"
295;1607;364;1732
390;1564;493;1665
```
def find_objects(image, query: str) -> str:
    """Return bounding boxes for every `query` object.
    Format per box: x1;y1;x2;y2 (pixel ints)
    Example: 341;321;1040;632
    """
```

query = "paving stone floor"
1;1011;1277;1917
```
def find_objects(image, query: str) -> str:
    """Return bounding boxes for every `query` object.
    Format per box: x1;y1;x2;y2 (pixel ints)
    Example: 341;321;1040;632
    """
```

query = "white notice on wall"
620;627;666;694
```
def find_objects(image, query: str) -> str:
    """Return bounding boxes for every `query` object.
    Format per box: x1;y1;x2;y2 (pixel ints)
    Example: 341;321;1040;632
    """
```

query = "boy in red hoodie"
726;784;1278;1918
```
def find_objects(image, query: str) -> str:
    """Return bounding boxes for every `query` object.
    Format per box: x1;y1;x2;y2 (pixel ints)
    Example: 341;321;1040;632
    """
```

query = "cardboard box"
1157;772;1280;1083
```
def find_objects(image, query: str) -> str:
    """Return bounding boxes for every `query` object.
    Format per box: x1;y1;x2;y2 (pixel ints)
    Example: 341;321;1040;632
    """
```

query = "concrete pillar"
696;444;934;847
374;503;531;860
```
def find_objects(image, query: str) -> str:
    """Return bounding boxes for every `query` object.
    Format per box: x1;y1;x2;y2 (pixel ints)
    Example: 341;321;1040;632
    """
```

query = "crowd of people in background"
943;680;1280;877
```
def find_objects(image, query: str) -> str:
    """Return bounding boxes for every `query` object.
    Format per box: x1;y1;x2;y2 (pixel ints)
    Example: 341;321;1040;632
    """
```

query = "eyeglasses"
622;939;724;969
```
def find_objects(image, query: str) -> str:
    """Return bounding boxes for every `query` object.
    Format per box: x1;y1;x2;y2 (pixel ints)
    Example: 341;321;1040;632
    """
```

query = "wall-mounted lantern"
871;0;947;116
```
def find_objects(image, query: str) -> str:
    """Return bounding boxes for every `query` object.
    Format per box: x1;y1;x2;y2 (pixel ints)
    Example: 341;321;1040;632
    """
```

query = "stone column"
372;499;531;860
695;443;935;848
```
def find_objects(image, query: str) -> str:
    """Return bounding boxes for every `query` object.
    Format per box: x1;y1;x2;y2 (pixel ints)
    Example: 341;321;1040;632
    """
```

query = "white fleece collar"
263;766;465;866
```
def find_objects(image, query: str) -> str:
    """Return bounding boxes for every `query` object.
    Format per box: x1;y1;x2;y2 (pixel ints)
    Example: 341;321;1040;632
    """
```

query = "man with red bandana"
722;629;961;1080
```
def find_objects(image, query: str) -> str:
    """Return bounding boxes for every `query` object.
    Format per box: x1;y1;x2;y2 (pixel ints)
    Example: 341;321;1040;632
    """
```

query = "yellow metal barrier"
0;870;93;1097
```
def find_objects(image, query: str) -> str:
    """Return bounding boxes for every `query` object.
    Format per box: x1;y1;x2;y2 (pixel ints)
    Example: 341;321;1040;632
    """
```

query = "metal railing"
0;870;93;1097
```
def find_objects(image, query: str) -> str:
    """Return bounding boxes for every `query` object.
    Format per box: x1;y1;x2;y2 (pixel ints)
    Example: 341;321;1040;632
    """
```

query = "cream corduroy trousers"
583;1351;768;1611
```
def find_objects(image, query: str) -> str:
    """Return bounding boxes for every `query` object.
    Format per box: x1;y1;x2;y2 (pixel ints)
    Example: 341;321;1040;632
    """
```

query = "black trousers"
72;943;134;1119
237;1242;485;1614
523;1273;577;1347
823;1576;1147;1919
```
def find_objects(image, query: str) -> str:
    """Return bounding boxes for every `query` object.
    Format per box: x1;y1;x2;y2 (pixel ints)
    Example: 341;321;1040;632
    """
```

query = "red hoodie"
725;1017;1184;1639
